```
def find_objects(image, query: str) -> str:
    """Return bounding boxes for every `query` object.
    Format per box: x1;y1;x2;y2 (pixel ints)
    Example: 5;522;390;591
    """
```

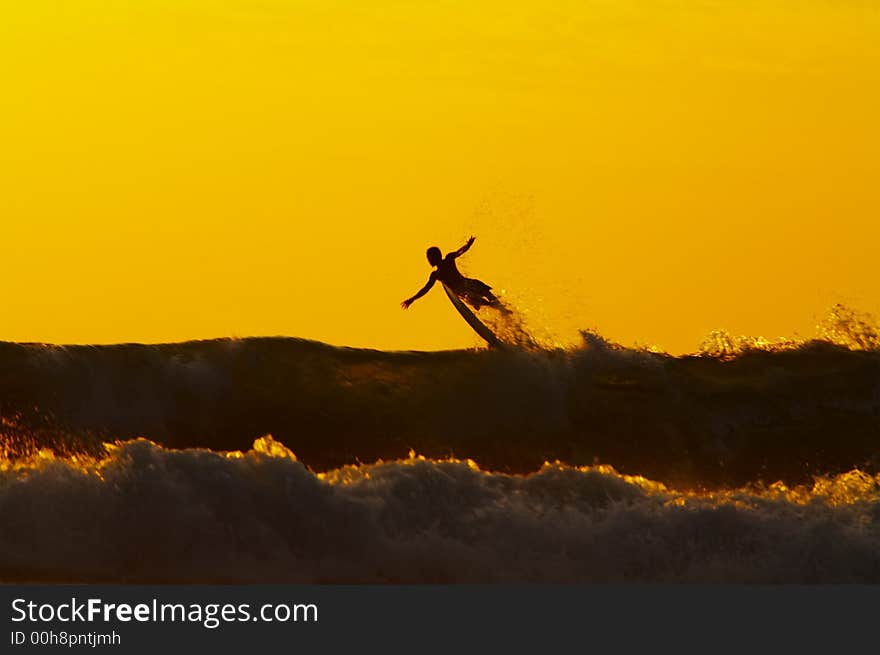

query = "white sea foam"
1;437;878;583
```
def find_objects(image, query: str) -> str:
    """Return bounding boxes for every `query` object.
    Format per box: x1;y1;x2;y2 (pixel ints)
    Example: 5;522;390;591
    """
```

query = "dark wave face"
1;330;879;583
1;334;879;487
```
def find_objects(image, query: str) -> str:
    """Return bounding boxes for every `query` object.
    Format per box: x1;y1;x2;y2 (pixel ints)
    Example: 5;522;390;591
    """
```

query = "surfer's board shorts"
456;278;495;307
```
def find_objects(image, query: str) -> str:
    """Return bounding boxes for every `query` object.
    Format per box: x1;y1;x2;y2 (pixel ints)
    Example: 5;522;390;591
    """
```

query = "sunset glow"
2;1;878;352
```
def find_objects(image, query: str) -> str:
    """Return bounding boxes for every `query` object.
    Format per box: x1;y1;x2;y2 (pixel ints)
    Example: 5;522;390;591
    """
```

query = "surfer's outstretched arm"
449;235;476;259
401;273;437;309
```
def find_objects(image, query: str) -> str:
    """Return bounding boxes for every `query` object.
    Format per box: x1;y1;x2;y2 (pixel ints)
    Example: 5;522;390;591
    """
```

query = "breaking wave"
1;305;878;488
2;437;879;583
1;305;878;582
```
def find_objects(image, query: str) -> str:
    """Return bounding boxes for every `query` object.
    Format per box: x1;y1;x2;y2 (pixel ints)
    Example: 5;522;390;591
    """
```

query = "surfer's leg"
462;278;502;311
469;279;499;307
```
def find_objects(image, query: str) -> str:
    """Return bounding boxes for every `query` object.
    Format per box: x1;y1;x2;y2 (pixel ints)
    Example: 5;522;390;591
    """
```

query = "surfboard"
442;283;502;348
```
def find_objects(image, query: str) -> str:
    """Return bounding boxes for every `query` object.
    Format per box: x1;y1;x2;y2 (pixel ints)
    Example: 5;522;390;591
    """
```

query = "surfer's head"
426;246;442;266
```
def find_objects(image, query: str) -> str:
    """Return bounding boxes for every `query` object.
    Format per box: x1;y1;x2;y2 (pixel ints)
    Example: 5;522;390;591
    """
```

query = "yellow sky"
2;1;878;352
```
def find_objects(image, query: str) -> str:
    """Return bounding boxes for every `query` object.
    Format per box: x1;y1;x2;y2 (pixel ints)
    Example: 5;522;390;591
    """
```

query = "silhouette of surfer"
401;236;499;310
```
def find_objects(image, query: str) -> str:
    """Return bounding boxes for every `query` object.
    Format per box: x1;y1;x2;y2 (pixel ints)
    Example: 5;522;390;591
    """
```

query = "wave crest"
1;305;878;487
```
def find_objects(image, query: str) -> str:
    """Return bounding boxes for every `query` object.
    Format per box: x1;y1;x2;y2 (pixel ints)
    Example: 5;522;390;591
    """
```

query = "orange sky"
2;1;878;352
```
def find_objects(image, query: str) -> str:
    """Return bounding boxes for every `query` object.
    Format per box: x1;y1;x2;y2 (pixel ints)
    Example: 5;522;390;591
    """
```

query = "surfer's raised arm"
449;235;476;259
401;272;437;309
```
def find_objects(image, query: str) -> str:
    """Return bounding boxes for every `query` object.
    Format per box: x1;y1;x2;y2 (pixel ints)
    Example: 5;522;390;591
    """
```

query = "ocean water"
1;315;879;583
